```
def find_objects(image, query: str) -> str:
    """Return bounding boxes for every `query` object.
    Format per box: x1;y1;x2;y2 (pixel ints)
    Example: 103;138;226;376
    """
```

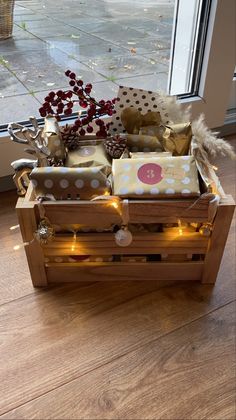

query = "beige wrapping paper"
42;116;66;162
112;156;200;198
30;165;110;200
130;151;172;159
126;134;163;152
65;142;111;175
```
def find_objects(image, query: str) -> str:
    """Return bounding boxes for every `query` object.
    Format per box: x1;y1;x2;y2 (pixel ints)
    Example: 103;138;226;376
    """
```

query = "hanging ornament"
115;226;133;247
35;218;55;245
199;222;212;237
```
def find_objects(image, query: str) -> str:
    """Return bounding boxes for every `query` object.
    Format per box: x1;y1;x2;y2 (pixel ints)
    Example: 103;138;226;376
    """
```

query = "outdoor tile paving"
0;0;174;126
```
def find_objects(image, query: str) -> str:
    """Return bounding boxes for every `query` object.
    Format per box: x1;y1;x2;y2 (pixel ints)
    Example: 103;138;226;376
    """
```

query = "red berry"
86;83;92;89
87;125;93;133
74;119;81;128
70;72;76;79
79;100;87;108
39;107;46;117
85;87;91;94
64;108;72;115
73;86;79;92
77;79;83;86
49;91;55;98
79;128;86;136
57;90;63;97
65;70;71;76
67;101;73;108
67;91;73;98
69;80;75;86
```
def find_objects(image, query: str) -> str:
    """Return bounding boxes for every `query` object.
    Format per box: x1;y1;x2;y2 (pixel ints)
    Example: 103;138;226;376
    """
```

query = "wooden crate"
16;184;235;287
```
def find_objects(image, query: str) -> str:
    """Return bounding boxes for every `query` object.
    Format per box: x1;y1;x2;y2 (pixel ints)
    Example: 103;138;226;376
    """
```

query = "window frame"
170;0;236;128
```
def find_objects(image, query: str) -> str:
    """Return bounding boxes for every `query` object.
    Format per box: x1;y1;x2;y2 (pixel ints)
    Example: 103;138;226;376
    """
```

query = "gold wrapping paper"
120;107;162;134
30;165;110;200
130;151;172;159
112;156;200;198
65;142;111;175
139;125;166;138
127;134;163;152
139;123;192;156
42;116;66;161
161;123;192;156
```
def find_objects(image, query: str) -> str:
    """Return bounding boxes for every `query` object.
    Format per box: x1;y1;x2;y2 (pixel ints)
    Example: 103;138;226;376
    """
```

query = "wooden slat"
202;195;235;283
16;206;47;287
46;261;204;282
43;232;208;256
36;197;211;225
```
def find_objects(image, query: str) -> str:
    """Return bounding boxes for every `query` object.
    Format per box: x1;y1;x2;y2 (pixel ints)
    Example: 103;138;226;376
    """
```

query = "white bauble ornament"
115;228;133;247
199;223;212;237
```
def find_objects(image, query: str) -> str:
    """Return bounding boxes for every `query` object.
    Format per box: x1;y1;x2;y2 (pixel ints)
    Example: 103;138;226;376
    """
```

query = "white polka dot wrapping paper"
30;165;111;200
112;156;200;198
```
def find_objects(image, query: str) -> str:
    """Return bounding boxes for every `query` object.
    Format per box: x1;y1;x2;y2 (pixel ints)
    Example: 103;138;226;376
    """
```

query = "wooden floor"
0;141;235;420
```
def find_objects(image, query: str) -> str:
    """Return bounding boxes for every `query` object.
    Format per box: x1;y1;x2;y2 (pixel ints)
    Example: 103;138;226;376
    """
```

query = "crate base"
45;261;204;283
16;184;235;287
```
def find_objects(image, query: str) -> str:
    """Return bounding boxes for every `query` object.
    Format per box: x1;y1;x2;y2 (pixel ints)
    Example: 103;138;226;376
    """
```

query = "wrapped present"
112;156;200;198
130;151;172;159
161;123;192;156
42;116;66;163
120;107;162;134
30;165;111;200
65;141;111;174
126;134;163;152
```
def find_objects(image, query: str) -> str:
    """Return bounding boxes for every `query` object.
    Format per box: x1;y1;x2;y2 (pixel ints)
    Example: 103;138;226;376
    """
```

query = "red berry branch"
39;70;117;141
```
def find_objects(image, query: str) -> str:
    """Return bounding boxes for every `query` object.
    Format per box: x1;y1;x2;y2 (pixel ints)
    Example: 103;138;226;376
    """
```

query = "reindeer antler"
8;118;50;167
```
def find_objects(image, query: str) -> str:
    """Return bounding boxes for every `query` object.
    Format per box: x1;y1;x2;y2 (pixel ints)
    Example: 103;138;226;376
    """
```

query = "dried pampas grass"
159;92;191;124
192;114;236;160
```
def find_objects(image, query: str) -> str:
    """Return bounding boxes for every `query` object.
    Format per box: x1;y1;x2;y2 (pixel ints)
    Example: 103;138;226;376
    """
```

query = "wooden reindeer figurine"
8;117;50;196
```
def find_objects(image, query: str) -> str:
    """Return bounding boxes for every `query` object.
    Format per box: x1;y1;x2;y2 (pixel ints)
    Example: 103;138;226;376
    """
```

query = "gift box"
42;116;66;163
65;141;111;174
112;156;200;198
130;151;172;159
30;165;110;200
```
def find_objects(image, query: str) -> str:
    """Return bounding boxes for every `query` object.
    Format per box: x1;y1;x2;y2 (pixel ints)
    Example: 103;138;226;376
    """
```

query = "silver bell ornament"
35;218;55;245
199;222;212;237
115;226;133;247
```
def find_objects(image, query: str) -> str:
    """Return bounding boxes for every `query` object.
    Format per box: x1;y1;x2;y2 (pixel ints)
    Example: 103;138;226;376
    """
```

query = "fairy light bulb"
10;224;19;231
111;201;119;209
71;231;77;252
13;241;30;251
13;245;21;251
178;219;183;236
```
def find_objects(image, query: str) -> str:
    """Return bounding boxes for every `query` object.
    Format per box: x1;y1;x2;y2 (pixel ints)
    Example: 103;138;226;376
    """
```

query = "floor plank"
2;302;235;420
0;268;235;416
0;191;36;304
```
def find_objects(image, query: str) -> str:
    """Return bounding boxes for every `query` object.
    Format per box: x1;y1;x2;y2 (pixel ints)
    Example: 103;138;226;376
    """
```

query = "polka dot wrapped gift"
112;156;200;198
30;165;110;200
